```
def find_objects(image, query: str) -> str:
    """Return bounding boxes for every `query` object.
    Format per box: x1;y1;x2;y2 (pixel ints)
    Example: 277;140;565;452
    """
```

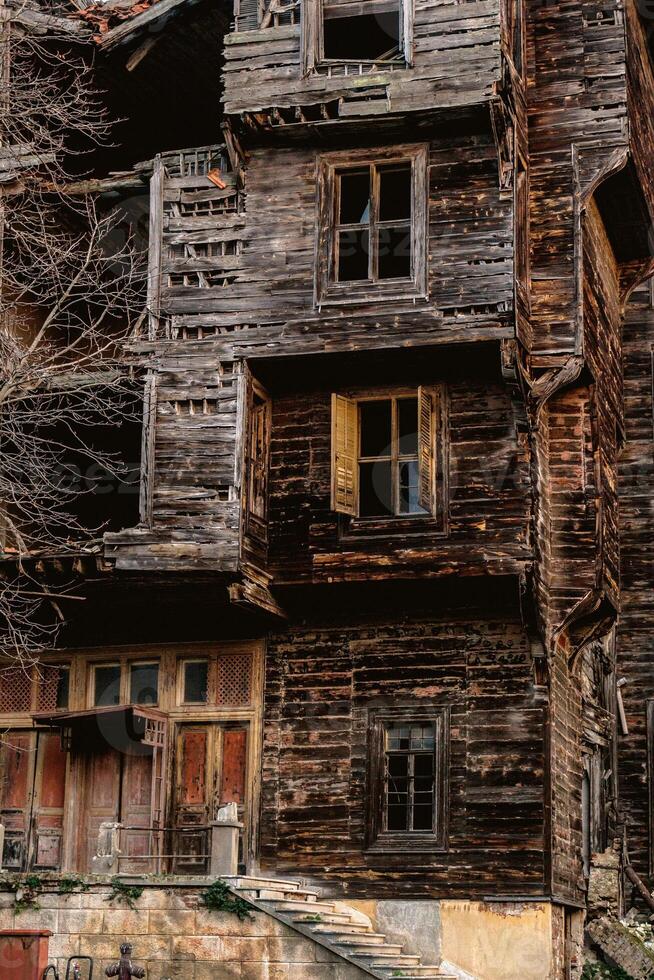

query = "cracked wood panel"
222;0;502;117
260;614;545;897
267;378;531;585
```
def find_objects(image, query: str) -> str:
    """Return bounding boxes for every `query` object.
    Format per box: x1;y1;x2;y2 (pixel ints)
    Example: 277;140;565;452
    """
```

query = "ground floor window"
367;706;448;852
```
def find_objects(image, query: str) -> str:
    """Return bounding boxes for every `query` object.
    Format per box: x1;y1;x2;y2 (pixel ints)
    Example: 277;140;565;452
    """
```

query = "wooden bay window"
303;0;414;73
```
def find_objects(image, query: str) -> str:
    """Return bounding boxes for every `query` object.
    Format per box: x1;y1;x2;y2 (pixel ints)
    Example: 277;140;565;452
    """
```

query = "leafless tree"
0;2;147;661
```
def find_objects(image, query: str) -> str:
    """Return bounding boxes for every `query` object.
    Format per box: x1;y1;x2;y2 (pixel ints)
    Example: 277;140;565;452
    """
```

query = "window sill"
316;280;428;308
365;834;447;855
340;513;446;541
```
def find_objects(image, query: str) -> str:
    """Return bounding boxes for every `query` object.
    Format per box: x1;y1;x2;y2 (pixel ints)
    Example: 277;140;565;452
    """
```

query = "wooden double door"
174;722;249;873
82;745;154;872
0;731;67;871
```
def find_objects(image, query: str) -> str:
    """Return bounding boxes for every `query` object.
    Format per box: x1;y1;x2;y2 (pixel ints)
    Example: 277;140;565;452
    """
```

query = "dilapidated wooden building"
1;0;654;974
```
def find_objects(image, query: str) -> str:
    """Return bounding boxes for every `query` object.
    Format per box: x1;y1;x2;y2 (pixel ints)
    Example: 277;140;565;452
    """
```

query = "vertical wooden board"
0;734;33;810
38;733;67;809
83;748;121;871
120;751;154;869
177;728;209;806
220;728;248;805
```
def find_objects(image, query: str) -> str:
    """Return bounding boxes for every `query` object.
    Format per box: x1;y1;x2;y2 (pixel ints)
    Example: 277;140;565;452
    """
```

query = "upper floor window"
368;707;448;852
316;146;428;305
177;653;255;708
331;387;441;520
91;659;160;708
303;0;413;72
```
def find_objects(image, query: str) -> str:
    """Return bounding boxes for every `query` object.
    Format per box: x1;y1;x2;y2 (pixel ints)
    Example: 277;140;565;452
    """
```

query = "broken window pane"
378;225;412;279
360;400;392;458
323;9;400;61
379;165;412;221
94;665;121;707
337;229;370;281
339;170;371;224
398;397;418;455
130;662;160;705
360;460;393;517
184;660;209;703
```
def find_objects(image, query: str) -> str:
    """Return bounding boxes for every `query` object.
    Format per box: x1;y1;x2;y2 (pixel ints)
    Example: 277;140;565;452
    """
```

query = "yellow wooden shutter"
331;394;358;516
418;386;436;514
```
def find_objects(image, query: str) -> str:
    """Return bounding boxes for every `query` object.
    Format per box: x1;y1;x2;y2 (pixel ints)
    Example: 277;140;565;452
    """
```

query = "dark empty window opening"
183;660;209;704
384;722;436;832
323;1;401;62
130;662;160;706
359;395;427;518
94;664;121;707
335;163;412;285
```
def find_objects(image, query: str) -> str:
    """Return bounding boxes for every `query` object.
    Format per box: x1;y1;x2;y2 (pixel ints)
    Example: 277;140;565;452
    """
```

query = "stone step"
376;973;457;980
331;935;395;949
263;899;338;915
224;875;303;891
292;911;356;926
356;952;421;966
312;922;375;936
317;929;385;942
237;886;321;902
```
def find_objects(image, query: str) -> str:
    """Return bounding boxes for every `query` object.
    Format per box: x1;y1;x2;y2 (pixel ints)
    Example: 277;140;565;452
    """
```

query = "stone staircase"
225;875;457;980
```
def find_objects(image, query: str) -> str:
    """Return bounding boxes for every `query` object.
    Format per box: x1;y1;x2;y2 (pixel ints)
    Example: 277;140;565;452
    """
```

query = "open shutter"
418;386;436;514
331;394;358;516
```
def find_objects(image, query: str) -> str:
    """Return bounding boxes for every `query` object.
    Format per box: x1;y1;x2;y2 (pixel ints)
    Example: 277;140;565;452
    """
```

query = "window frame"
367;706;448;853
87;657;161;709
316;145;428;306
179;658;211;706
331;384;446;529
128;660;161;707
0;662;71;716
357;393;427;519
302;0;414;74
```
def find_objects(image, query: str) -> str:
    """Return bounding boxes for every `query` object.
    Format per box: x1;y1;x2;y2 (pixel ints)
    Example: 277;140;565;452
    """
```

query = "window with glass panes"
384;722;436;832
359;395;427;518
334;163;412;285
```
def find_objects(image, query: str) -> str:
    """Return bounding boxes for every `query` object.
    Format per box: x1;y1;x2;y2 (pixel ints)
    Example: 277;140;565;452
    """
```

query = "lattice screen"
0;667;33;713
216;654;253;706
36;666;62;712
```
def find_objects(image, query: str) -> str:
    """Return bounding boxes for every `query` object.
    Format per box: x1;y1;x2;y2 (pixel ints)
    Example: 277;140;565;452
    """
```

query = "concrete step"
263;899;338;915
312;923;375;936
292;911;356;926
356;952;421;966
237;886;320;902
332;936;398;950
225;875;302;891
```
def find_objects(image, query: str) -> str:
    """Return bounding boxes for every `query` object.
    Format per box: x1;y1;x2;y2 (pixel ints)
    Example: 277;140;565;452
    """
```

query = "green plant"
582;962;636;979
200;879;253;920
0;872;92;914
303;913;322;922
58;876;90;895
106;877;144;910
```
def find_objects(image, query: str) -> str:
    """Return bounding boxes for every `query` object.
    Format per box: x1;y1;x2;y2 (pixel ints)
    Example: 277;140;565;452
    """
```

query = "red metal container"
0;929;52;979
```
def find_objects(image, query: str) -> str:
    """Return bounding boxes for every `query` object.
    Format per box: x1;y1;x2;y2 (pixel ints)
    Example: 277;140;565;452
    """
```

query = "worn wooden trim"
366;704;449;853
315;143;429;307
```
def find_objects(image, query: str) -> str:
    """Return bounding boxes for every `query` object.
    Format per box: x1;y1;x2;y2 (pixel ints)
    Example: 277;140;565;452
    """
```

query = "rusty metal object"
105;944;145;980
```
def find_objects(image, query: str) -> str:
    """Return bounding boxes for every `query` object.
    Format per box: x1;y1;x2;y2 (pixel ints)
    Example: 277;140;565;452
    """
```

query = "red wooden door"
119;751;153;873
0;733;35;869
174;724;248;872
83;748;121;871
30;733;67;869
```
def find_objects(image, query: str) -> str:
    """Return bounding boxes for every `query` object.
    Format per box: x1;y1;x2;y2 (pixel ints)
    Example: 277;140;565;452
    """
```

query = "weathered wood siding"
260;611;545;896
223;0;503;119
267;375;531;583
617;281;654;881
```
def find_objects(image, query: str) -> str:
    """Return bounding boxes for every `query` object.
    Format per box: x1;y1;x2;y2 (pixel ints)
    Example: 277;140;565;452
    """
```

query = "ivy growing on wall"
200;879;253;920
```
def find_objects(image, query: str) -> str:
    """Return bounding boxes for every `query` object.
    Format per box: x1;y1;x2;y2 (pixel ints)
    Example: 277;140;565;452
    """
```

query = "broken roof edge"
76;0;206;49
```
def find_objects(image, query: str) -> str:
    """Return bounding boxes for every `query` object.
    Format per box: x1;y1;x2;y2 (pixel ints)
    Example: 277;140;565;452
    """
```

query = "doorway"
0;731;67;871
173;722;249;873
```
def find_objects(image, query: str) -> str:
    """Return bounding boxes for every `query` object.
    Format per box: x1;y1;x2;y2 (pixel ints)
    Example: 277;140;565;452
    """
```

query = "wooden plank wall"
617;281;654;881
526;0;628;356
223;0;502;117
267;377;531;584
260;611;545;897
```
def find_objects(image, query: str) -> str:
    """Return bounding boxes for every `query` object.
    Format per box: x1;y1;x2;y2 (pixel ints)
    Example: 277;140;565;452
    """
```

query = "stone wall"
0;878;371;980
